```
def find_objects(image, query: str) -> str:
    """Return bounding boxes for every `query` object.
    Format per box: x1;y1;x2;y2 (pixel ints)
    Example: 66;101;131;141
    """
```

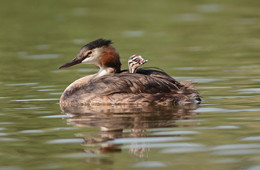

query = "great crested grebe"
59;39;201;106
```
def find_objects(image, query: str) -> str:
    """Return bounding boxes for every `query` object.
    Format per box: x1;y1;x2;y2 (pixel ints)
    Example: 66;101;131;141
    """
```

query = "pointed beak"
59;49;92;69
58;57;82;69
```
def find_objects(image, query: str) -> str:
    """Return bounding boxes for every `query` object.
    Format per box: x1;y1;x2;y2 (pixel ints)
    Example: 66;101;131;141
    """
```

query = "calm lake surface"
0;0;260;169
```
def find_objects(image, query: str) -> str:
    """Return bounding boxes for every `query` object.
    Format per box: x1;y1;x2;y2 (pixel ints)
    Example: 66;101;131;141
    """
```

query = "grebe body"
59;39;201;106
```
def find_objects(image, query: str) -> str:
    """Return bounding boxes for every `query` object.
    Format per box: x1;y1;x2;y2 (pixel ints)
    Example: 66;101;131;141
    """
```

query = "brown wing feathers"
84;73;181;95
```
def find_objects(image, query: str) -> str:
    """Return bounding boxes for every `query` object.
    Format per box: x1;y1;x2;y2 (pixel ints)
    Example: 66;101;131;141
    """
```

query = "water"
0;0;260;169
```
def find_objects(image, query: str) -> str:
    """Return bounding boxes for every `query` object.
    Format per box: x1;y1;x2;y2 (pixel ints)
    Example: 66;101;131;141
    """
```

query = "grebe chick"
59;38;201;106
128;55;148;73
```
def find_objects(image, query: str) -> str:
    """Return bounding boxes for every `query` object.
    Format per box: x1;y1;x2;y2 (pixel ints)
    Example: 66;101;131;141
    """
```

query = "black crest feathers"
82;39;112;50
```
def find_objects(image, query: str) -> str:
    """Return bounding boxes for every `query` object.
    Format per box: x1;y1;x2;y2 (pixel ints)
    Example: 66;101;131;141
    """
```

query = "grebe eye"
87;51;92;56
79;51;93;62
83;51;92;59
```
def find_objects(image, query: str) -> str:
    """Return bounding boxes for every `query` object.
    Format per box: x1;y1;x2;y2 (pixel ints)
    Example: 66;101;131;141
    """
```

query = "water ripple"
40;115;71;118
56;153;104;158
123;142;203;149
212;158;239;164
246;165;260;170
212;149;260;156
212;144;260;150
0;166;21;170
153;131;200;135
0;132;8;136
161;146;206;154
49;127;78;131
6;83;38;86
37;89;57;92
12;98;59;102
133;161;166;168
19;130;45;134
176;13;203;21
35;44;50;50
237;88;260;93
199;86;231;89
241;136;260;141
14;107;45;110
32;85;55;89
23;54;59;59
209;96;251;99
46;138;85;144
104;137;191;144
196;107;260;113
0;138;19;141
176;77;226;83
197;4;223;13
213;125;240;129
196;125;240;130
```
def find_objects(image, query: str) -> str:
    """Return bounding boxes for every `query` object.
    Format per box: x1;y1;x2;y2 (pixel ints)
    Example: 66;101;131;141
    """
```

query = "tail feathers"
180;80;201;104
181;80;197;89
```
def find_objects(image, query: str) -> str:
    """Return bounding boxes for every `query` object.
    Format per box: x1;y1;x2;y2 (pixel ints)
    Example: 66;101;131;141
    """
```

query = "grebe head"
128;55;148;73
59;39;121;73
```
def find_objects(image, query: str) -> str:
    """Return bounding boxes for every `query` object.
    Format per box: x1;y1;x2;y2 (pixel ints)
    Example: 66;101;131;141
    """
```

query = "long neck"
96;67;116;77
98;46;121;73
128;62;139;73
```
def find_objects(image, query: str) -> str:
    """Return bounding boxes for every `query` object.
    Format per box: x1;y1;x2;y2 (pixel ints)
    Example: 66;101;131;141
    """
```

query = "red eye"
87;51;92;55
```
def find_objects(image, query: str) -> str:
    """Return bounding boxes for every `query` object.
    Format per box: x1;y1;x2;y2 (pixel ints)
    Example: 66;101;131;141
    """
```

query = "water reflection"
60;104;198;156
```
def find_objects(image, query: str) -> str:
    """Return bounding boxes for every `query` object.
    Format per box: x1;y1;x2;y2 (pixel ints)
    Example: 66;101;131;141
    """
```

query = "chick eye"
134;58;142;63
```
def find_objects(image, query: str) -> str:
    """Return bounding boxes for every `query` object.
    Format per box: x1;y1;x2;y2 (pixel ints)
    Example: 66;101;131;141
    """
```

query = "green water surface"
0;0;260;170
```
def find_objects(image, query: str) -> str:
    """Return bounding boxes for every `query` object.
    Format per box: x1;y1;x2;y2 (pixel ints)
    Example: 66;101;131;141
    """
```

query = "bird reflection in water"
61;104;198;157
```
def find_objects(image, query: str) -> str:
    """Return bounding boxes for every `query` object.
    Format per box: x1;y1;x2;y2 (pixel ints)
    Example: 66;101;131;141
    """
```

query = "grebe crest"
59;38;201;106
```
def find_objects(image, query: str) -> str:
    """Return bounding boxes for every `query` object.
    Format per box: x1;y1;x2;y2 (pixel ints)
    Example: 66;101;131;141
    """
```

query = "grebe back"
59;39;201;106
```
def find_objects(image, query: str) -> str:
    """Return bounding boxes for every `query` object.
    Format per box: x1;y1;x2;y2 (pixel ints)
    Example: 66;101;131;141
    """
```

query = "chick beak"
58;57;82;69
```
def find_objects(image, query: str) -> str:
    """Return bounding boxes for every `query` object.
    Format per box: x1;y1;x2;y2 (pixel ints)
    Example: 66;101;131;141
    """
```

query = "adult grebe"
59;39;201;106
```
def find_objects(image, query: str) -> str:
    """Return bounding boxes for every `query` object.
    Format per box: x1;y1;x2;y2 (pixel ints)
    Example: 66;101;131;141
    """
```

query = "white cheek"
81;56;98;64
81;49;101;64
